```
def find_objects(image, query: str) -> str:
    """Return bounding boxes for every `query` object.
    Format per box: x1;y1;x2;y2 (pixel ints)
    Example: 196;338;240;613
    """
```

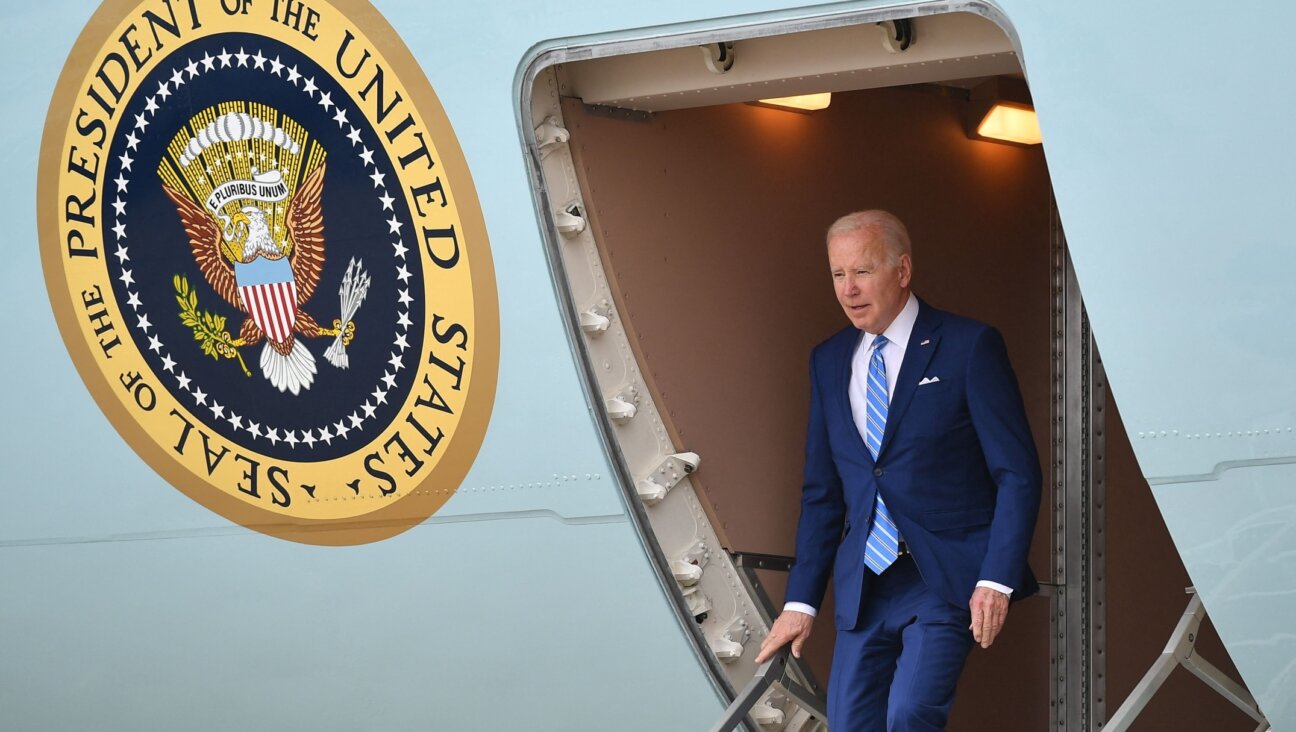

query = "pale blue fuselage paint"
3;0;1296;729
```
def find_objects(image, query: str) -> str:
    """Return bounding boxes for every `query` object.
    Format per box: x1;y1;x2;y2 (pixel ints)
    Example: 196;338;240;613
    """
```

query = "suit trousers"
827;554;974;732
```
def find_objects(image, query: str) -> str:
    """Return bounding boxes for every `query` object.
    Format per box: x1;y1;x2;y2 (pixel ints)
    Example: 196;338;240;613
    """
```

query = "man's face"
828;229;913;333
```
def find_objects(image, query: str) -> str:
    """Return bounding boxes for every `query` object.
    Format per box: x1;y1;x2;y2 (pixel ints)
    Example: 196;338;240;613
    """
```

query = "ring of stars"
111;45;417;452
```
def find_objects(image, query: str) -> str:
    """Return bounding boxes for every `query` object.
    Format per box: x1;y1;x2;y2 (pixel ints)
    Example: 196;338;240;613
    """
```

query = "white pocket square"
918;376;941;385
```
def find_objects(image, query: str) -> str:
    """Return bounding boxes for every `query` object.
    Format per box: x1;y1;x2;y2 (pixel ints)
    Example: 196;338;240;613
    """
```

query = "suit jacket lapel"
834;330;875;465
877;300;942;459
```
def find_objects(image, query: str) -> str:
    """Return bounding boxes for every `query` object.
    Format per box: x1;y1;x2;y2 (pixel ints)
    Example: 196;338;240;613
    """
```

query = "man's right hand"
755;610;815;663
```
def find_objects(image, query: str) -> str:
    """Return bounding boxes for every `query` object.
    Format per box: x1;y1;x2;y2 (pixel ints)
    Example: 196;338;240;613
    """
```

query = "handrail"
727;550;823;696
730;551;796;573
708;648;828;732
1104;588;1270;732
710;551;829;731
709;650;786;732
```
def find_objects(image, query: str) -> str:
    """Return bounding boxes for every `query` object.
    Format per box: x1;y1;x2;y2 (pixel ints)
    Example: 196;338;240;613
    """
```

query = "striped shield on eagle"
236;256;299;345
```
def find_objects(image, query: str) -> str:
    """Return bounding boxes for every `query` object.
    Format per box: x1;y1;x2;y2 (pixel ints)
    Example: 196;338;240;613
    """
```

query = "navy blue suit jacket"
786;299;1042;630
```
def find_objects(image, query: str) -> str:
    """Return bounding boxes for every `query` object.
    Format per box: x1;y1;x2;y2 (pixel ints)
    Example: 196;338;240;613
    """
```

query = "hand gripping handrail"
710;648;829;732
711;550;828;732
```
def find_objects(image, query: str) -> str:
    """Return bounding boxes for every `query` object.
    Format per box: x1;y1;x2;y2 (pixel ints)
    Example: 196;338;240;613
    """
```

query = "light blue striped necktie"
863;334;901;574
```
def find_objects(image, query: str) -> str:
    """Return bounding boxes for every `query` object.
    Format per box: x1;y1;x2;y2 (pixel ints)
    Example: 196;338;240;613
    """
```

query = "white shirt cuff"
976;580;1014;596
782;602;818;618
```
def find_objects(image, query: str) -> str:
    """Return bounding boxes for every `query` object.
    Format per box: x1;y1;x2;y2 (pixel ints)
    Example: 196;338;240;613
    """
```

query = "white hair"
826;210;912;264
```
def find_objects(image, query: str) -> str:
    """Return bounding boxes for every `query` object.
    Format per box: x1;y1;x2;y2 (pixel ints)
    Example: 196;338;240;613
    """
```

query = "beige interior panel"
560;12;1018;111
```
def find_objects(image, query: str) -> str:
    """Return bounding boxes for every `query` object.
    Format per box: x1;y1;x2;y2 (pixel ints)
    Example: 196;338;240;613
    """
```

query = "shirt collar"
864;293;919;352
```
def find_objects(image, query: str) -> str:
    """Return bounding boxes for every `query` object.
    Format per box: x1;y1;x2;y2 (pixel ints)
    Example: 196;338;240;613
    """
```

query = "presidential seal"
39;0;499;544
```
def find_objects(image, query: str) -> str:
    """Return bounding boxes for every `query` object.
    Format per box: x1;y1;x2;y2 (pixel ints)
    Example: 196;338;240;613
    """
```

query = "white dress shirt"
785;295;1011;618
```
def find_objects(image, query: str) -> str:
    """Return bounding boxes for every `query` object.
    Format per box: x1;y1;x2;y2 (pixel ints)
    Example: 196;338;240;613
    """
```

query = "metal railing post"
1104;589;1269;732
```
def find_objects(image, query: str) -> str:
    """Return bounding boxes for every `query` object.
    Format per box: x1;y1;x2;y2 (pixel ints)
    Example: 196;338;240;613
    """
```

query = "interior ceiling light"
976;102;1042;145
966;77;1042;146
754;93;832;112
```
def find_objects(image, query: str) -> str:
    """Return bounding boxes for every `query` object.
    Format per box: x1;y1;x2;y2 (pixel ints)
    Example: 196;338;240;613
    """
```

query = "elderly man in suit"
756;210;1042;731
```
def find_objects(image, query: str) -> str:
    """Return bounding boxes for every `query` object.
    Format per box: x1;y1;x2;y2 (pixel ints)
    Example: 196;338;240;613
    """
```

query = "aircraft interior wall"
559;80;1256;730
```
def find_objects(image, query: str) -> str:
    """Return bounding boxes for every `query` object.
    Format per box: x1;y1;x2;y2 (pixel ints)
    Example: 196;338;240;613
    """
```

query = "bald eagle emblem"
159;107;369;395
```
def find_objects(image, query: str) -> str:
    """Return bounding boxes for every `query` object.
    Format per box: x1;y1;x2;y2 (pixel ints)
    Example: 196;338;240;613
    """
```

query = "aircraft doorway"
523;8;1256;731
557;77;1060;729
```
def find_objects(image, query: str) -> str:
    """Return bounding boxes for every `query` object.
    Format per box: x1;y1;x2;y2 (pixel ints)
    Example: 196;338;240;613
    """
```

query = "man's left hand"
969;586;1010;648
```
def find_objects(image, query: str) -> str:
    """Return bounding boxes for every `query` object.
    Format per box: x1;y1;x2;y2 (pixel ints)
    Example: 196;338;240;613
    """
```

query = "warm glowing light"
756;93;832;111
976;103;1042;145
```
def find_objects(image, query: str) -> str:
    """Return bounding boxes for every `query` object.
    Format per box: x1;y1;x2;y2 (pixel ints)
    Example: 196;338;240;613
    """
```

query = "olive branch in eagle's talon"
174;274;251;377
